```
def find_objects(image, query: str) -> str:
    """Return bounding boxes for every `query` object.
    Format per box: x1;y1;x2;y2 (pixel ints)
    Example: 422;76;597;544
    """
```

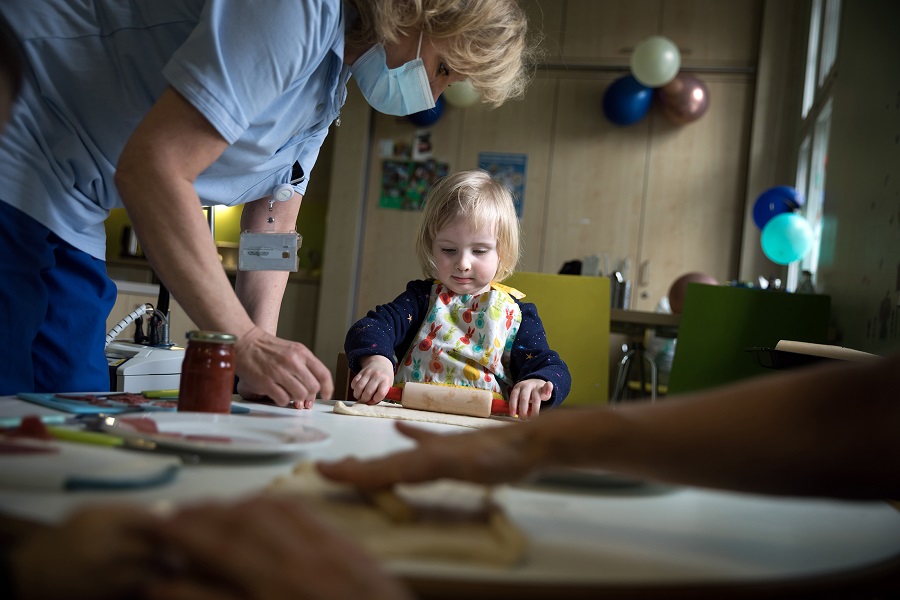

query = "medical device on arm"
238;184;303;272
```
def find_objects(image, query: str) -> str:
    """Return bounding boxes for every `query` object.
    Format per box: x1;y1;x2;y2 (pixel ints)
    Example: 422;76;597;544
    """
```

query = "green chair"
502;272;610;406
666;283;831;396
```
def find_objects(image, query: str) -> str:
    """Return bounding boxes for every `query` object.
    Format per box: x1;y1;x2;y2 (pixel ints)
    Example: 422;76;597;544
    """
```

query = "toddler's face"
432;218;499;296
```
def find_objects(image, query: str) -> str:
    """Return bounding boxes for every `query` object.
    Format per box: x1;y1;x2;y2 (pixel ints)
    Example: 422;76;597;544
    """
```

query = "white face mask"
350;31;436;116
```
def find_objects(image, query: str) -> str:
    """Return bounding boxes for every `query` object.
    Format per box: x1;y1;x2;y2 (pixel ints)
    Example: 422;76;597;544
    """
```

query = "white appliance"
106;340;185;392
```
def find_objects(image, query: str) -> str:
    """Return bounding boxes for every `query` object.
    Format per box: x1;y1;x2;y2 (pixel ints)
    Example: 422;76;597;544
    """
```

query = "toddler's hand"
508;379;553;420
350;355;395;405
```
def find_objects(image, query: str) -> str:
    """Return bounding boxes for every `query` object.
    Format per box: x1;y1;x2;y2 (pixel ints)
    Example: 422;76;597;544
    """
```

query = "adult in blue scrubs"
0;0;536;403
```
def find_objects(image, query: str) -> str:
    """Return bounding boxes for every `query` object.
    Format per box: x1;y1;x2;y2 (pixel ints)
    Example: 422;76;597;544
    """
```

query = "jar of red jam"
178;330;237;413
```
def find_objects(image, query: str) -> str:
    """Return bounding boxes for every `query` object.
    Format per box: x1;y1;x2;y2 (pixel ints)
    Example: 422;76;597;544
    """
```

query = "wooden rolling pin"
774;340;878;362
384;382;510;418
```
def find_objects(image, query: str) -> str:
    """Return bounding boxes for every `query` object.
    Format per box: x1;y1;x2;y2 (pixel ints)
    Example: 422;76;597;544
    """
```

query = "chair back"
502;272;610;405
667;283;831;395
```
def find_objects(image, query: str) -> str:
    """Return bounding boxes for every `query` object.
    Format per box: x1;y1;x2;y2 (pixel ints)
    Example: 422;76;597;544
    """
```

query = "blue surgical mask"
351;31;436;116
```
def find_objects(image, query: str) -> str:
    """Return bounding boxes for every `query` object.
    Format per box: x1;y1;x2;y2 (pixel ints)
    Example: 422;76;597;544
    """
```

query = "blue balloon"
602;75;652;126
760;213;813;265
408;95;444;127
752;186;805;229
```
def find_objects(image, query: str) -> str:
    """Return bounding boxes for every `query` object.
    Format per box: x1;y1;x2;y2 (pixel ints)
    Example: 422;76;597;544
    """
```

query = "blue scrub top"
0;0;349;259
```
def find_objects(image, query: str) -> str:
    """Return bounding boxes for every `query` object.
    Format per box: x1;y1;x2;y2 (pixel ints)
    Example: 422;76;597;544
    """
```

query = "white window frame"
790;0;840;291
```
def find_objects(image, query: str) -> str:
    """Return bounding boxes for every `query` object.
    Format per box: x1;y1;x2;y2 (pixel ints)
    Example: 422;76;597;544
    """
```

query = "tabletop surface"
610;308;681;338
1;396;899;594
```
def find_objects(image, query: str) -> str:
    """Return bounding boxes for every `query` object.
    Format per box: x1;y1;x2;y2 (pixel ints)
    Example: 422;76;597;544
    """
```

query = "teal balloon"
760;213;813;265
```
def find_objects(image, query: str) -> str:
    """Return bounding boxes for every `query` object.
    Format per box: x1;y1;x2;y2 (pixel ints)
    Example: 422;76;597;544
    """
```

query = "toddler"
344;170;569;419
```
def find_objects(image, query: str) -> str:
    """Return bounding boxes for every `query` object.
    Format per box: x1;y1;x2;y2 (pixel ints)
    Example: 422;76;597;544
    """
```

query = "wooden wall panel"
521;0;566;61
314;83;372;372
661;0;764;67
637;76;756;310
354;109;463;319
552;0;761;67
561;0;661;64
543;75;647;275
454;76;558;272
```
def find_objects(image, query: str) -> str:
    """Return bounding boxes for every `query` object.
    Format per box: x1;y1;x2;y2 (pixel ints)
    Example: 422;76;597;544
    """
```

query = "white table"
2;396;900;598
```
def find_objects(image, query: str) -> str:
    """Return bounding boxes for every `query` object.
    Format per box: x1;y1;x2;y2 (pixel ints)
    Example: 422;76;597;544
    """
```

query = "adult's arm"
9;499;410;600
319;352;900;500
11;505;162;600
232;197;317;403
115;87;332;407
148;497;411;600
234;197;301;336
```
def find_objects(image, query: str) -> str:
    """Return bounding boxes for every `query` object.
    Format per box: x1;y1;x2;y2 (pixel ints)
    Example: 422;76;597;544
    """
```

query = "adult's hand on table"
147;497;411;600
11;505;162;600
317;419;542;489
234;326;333;408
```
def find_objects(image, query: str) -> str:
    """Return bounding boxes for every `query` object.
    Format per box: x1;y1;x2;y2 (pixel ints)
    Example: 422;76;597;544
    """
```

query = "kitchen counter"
105;256;322;284
105;257;320;346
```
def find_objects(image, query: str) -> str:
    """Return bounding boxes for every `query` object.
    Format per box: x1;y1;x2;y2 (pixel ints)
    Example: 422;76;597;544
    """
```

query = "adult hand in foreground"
147;497;412;600
317;418;546;490
11;505;162;600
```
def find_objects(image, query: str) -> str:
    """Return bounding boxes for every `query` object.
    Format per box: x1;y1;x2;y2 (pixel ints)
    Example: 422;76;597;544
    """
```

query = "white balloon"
630;36;681;87
443;80;479;108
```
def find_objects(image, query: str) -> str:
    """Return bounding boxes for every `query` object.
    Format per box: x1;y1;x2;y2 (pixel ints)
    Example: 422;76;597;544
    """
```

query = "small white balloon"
443;80;480;108
630;36;681;87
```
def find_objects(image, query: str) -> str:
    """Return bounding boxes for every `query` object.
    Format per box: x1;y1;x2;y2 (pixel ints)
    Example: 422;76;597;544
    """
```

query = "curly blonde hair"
345;0;541;107
415;170;520;282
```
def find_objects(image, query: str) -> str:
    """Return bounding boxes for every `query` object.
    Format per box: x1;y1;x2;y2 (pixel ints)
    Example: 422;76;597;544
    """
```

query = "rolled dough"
333;400;515;429
267;462;527;567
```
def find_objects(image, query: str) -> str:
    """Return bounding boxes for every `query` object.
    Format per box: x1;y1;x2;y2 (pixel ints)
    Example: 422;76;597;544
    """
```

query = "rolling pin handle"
491;397;511;415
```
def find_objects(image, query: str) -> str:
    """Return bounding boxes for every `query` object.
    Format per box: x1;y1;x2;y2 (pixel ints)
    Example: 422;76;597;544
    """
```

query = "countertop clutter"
1;396;900;598
106;254;321;347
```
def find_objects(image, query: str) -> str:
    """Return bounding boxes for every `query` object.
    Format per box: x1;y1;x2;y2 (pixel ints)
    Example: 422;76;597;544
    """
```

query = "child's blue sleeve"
344;280;432;373
509;302;572;407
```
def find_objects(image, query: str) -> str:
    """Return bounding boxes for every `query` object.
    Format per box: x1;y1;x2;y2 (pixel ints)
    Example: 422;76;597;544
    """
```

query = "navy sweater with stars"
344;279;571;408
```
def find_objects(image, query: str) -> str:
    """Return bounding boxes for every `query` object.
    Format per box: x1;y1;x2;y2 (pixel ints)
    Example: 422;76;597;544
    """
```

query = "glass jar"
178;330;237;413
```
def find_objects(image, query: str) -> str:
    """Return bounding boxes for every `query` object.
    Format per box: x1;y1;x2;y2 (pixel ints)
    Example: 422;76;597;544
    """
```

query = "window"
801;0;822;118
803;99;832;280
819;0;841;85
790;0;840;291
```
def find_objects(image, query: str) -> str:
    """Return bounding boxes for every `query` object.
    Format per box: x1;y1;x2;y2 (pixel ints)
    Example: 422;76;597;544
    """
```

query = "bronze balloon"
657;73;710;124
667;272;719;314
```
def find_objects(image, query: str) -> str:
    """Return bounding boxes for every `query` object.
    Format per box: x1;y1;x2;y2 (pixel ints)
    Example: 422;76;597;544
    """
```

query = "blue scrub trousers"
0;201;116;394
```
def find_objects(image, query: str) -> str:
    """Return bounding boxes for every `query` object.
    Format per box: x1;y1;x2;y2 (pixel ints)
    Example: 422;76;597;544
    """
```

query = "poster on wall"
379;159;449;211
478;152;527;218
412;130;434;161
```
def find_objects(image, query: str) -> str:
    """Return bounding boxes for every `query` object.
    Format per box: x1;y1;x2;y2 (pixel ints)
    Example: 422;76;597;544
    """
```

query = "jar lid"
186;330;237;344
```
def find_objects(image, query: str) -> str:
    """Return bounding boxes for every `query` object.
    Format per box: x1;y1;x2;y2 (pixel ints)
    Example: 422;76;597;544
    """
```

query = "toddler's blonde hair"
415;169;520;282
